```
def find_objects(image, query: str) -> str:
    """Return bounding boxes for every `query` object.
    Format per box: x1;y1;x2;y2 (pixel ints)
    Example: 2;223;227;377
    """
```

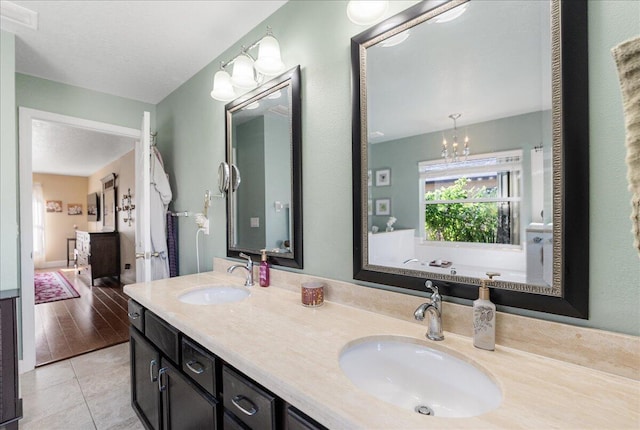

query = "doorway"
19;107;140;371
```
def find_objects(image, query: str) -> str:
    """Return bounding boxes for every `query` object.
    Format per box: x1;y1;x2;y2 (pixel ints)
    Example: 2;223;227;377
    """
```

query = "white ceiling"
1;0;286;176
31;120;136;176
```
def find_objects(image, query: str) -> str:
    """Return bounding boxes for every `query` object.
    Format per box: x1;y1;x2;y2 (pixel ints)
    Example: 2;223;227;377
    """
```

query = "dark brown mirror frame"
226;66;303;269
352;0;589;318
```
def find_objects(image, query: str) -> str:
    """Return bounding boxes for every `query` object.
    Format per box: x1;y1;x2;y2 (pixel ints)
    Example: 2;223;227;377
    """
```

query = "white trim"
18;107;139;373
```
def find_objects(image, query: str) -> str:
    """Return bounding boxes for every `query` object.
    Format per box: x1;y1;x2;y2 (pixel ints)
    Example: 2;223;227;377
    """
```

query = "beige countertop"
124;271;639;429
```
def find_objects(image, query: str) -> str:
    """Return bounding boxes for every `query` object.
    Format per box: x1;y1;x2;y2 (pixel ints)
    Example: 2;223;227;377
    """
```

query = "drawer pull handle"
231;395;258;416
128;312;140;320
149;359;158;382
158;367;167;392
186;360;204;374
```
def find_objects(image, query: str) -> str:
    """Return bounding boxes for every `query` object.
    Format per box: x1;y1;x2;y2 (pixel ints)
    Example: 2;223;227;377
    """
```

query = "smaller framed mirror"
225;66;303;268
101;173;117;232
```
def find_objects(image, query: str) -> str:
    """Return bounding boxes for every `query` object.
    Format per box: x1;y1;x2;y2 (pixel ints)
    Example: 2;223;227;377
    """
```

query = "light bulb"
231;54;257;90
346;1;388;25
254;35;285;76
210;70;236;101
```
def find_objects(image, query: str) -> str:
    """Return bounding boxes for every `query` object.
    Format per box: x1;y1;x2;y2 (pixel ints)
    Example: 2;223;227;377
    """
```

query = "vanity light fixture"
346;1;389;26
210;26;285;102
441;113;470;163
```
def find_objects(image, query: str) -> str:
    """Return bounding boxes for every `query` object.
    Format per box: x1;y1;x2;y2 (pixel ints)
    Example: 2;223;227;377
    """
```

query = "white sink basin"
178;285;250;305
339;336;502;418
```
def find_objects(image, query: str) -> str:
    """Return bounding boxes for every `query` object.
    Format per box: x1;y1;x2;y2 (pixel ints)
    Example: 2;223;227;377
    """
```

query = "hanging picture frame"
375;168;391;186
375;198;391;216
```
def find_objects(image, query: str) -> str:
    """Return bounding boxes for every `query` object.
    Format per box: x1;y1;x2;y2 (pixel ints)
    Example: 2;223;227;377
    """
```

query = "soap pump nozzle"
479;272;500;300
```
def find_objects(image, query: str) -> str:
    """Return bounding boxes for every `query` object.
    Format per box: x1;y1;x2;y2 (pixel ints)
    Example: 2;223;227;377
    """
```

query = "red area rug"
34;271;80;304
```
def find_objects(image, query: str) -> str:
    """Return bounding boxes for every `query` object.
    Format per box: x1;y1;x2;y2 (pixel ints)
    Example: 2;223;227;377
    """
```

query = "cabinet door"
130;327;162;430
286;406;327;430
160;358;218;430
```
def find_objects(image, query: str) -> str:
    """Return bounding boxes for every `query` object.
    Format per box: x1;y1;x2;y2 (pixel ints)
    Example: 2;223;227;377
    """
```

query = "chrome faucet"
227;252;254;286
414;281;444;341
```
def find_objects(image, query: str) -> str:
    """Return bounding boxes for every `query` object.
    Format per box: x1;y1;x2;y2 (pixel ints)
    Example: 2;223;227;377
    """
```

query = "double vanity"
124;261;639;429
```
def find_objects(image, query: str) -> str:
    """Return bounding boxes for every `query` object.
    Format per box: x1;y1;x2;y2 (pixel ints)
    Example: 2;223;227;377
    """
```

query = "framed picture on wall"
375;198;391;216
67;203;83;215
46;200;62;213
375;168;391;187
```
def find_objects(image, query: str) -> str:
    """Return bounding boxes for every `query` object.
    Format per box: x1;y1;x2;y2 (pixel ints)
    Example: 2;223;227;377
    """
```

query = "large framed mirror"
226;66;303;268
352;0;589;317
101;173;117;232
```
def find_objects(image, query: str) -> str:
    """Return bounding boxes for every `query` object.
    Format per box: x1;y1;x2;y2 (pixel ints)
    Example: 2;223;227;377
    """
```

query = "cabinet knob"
149;359;158;382
157;367;167;392
186;360;204;375
231;394;258;416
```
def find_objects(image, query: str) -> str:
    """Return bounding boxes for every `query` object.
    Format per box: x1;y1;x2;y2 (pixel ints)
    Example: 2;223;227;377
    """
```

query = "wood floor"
34;267;130;367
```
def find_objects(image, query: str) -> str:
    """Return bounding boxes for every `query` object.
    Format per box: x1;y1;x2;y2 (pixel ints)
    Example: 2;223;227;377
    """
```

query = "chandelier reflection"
441;113;470;163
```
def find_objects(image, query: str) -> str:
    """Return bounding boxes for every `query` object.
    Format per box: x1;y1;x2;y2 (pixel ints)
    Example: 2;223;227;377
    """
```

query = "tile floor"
19;342;144;430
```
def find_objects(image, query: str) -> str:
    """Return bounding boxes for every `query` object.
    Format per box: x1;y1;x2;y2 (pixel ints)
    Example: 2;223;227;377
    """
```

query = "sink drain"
414;405;434;416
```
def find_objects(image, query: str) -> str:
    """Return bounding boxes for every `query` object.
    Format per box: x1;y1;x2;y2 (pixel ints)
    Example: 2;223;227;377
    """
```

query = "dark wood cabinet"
160;358;218;430
0;297;22;430
130;326;162;430
130;306;219;430
128;300;326;430
76;231;120;286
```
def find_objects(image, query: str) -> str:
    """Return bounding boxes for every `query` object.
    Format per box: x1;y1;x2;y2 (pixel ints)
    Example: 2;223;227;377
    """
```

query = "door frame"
18;107;139;372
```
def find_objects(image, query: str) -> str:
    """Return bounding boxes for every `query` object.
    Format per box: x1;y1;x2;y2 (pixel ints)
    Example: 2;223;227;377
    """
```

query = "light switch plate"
250;217;260;228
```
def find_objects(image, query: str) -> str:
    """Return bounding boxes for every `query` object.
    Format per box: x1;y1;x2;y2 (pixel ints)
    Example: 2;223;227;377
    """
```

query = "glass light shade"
231;54;257;90
347;1;388;26
254;35;285;75
210;70;236;101
433;3;468;24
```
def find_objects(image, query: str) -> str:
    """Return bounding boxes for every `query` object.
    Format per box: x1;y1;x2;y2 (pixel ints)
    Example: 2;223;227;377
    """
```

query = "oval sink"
339;337;502;418
178;285;250;305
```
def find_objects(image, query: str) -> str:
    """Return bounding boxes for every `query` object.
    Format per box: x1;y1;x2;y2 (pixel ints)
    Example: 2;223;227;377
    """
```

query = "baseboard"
36;260;67;269
121;272;136;285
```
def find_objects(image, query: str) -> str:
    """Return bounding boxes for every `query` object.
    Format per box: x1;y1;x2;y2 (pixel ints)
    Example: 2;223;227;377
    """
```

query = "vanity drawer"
127;300;144;333
182;337;219;397
286;406;327;430
222;366;277;430
144;311;180;364
223;411;250;430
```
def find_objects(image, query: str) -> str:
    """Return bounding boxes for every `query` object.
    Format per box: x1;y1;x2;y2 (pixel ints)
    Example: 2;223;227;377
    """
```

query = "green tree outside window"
424;177;499;243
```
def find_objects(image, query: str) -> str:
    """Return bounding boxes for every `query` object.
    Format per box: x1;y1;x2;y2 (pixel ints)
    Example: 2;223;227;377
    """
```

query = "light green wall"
16;74;156;130
236;117;266;250
157;0;639;335
1;31;19;293
582;0;640;335
264;114;291;250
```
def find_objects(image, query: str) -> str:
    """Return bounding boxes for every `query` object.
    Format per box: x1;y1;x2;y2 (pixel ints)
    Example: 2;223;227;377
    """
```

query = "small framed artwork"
68;203;83;215
375;198;391;216
46;200;62;213
368;199;373;216
375;168;391;187
367;170;372;187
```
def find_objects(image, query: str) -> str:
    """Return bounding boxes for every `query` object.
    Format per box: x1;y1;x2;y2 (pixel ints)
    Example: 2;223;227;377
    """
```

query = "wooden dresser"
76;231;120;286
